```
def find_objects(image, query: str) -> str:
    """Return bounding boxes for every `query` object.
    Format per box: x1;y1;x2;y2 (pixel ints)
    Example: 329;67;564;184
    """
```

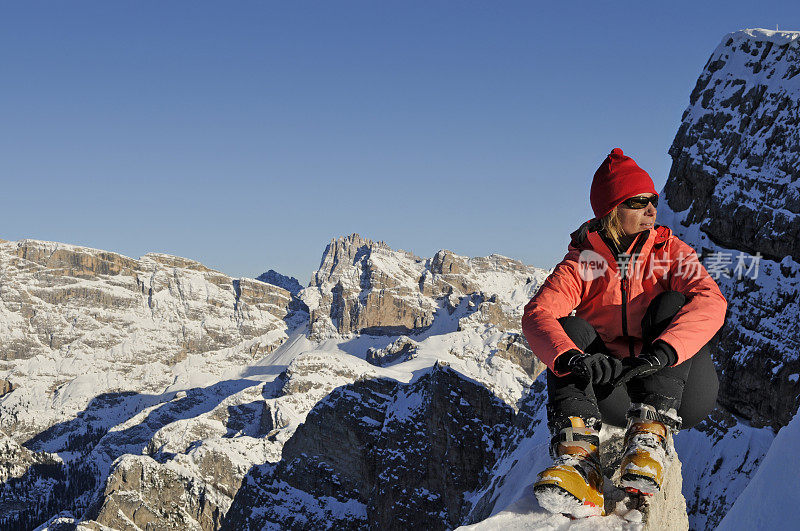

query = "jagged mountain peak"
319;233;400;263
315;233;420;279
303;234;549;340
329;232;390;248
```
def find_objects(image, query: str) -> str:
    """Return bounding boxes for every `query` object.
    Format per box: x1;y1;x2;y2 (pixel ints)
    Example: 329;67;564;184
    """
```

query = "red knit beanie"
590;148;658;219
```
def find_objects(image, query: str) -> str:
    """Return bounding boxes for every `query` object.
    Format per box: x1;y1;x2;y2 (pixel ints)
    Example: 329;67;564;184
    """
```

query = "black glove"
613;340;678;386
555;349;623;386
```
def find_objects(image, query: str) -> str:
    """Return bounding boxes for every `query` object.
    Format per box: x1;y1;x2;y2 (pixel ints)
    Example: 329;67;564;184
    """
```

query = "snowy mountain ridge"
0;231;780;530
1;233;566;529
0;238;298;442
733;27;799;45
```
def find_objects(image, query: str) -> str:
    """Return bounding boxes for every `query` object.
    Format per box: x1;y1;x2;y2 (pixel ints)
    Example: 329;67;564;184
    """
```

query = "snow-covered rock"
224;363;518;529
256;269;304;295
660;28;800;429
658;27;800;528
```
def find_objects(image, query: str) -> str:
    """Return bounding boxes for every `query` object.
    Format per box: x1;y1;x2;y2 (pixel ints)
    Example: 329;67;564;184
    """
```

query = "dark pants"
546;291;718;430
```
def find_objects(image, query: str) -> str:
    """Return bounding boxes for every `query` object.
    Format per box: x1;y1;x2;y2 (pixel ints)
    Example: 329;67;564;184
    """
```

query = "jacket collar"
569;219;602;249
653;224;671;247
570;219;672;251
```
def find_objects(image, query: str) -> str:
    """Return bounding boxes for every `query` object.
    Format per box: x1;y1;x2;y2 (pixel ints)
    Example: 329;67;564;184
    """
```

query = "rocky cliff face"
0;239;308;528
302;233;548;342
0;239;300;442
1;240;294;361
224;363;517;530
659;28;800;429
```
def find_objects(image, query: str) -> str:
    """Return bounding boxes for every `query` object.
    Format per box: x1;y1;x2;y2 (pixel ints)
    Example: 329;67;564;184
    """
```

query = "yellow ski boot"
619;403;681;496
533;417;604;517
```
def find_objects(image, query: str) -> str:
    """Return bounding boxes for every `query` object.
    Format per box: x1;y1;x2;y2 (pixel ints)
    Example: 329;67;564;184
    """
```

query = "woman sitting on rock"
521;148;727;517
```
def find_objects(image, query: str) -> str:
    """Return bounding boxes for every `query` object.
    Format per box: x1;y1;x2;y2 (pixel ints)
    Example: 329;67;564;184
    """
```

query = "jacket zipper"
604;233;648;358
623;276;639;358
625;235;648;357
621;275;629;353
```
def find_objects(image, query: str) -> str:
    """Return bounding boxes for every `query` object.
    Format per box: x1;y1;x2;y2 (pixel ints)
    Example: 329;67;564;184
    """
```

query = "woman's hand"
612;340;678;386
556;350;623;385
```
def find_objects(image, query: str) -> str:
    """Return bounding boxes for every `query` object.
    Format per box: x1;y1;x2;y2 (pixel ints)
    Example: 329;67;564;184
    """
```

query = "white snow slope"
716;411;800;530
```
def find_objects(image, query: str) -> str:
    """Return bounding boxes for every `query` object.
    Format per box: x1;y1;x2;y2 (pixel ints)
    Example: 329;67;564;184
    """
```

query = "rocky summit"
1;27;799;531
302;233;546;340
660;28;800;430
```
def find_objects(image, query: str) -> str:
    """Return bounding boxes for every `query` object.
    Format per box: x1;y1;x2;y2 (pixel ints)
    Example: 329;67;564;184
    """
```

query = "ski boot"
533;416;605;517
619;403;681;496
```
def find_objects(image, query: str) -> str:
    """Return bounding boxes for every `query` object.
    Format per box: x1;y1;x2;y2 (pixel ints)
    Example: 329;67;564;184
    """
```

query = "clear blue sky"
2;1;797;283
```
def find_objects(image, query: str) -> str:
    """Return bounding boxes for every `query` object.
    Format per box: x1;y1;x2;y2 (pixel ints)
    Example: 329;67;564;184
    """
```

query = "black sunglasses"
621;195;658;209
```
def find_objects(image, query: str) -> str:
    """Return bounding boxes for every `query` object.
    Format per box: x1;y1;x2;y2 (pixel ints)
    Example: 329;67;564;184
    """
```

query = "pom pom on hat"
590;148;658;219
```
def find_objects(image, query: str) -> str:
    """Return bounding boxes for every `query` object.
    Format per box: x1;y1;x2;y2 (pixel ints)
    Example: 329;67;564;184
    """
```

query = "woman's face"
617;194;657;236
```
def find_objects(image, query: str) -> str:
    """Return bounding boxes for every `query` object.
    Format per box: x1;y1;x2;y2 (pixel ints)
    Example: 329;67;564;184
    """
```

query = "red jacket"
522;222;727;376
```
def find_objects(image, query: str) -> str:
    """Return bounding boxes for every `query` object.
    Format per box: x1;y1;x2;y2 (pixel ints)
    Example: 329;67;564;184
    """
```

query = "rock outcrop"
660;28;800;429
90;456;227;530
365;336;419;367
303;234;435;338
0;379;13;398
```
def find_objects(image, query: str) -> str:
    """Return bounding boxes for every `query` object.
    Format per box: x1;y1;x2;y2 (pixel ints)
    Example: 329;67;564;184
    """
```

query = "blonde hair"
600;206;625;248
